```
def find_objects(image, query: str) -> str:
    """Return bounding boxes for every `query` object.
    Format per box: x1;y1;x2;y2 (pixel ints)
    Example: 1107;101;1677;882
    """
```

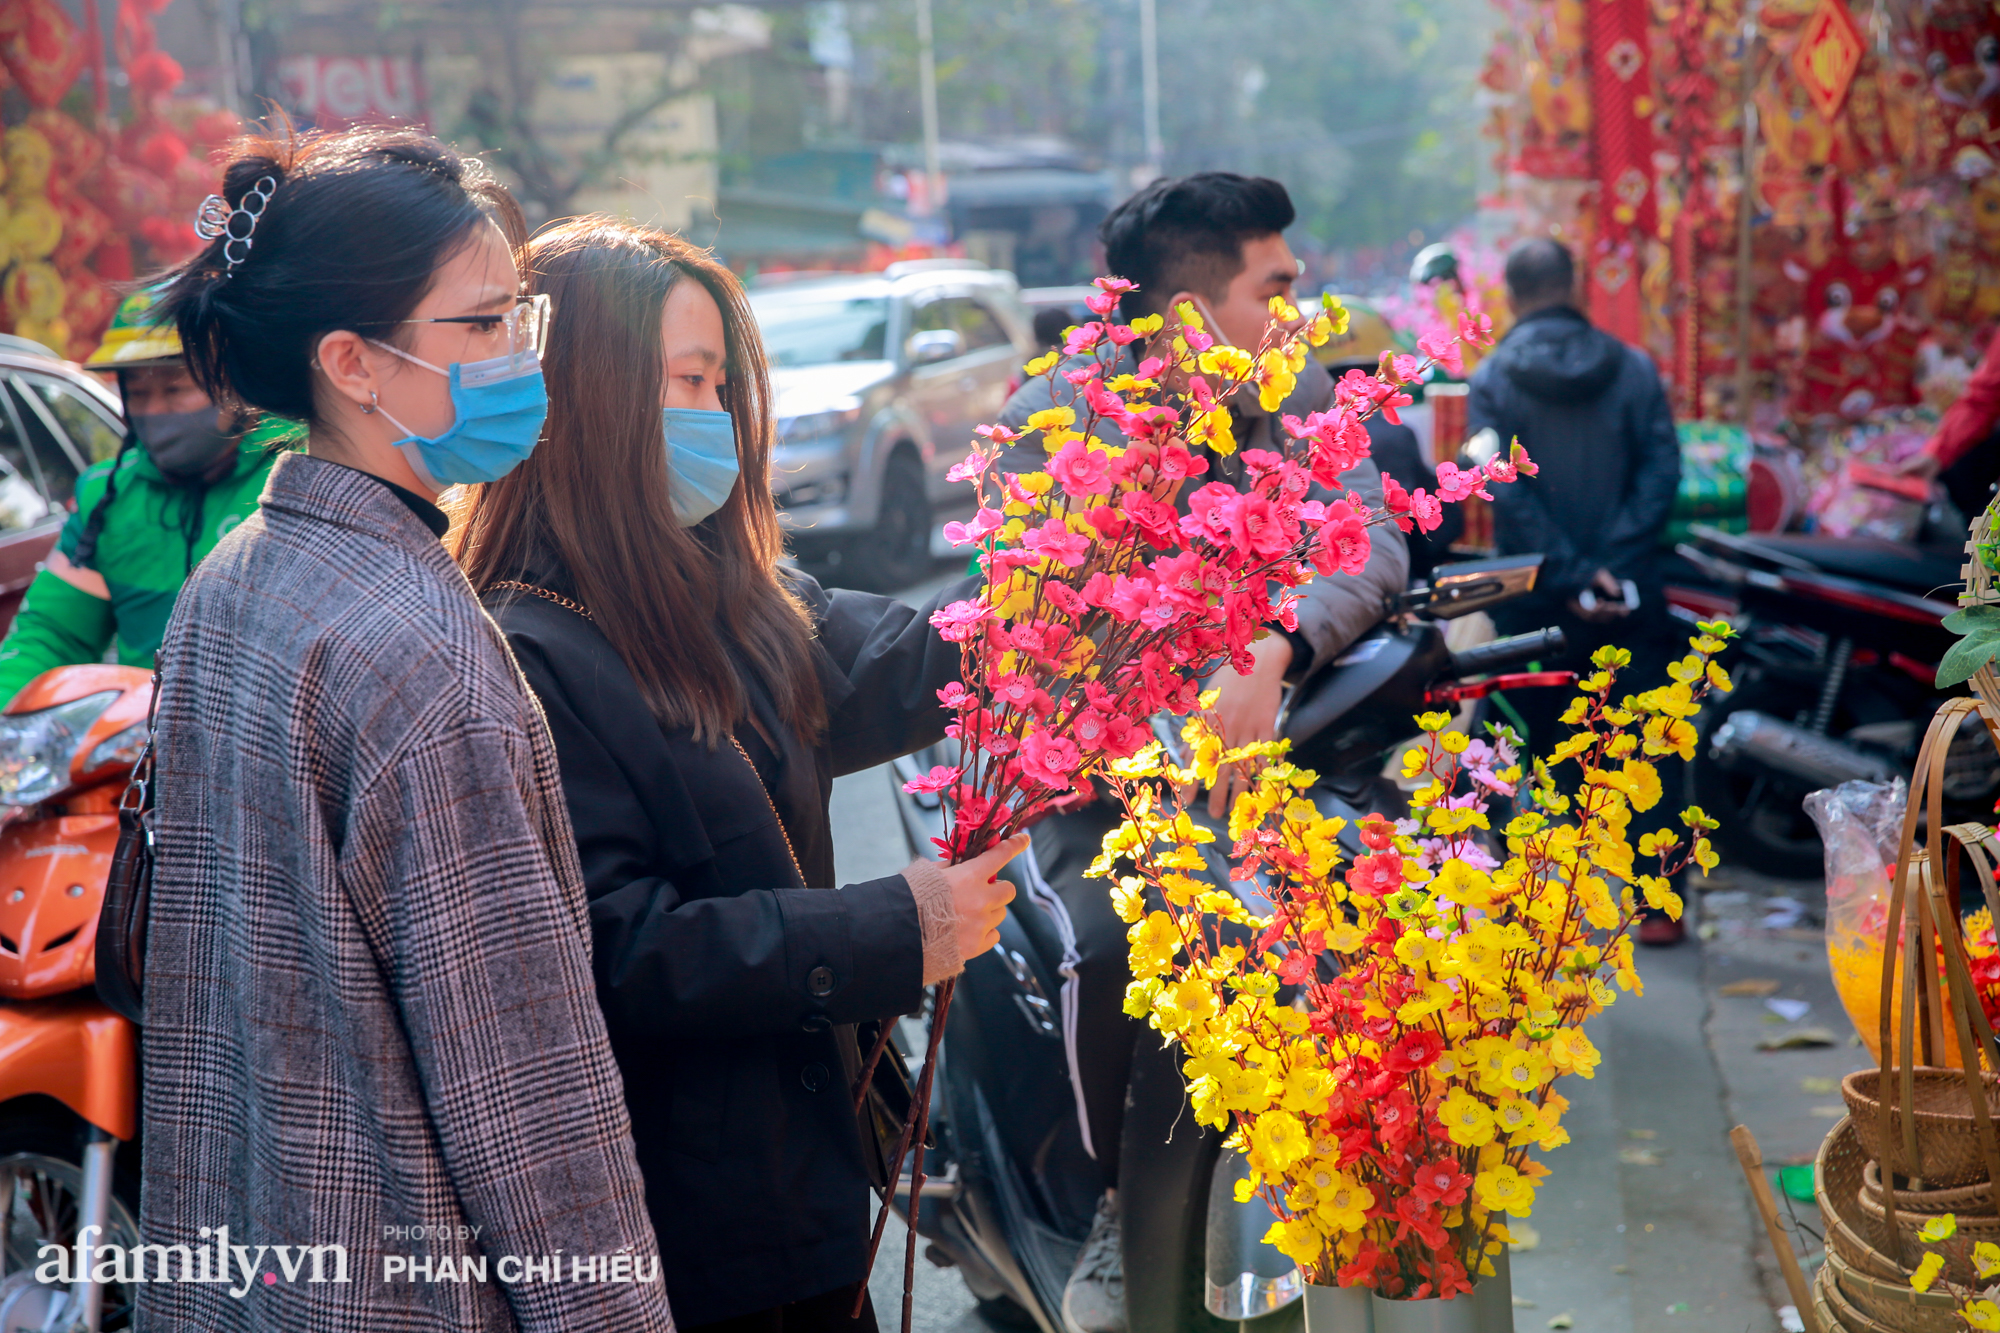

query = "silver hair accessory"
193;175;279;275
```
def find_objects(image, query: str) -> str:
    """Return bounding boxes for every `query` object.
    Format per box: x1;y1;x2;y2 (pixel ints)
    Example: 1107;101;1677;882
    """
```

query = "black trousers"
685;1285;877;1333
1490;587;1677;761
1019;792;1256;1186
1023;797;1147;1185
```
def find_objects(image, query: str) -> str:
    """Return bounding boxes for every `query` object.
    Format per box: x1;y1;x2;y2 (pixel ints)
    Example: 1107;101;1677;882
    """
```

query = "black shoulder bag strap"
95;665;159;1024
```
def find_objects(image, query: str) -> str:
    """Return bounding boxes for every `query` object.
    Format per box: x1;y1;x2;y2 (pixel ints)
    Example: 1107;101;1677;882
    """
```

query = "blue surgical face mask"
664;407;740;526
368;340;548;488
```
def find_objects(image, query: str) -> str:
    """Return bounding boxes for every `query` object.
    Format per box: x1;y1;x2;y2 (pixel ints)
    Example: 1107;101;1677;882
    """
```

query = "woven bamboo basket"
1834;559;2000;1284
1814;1264;1851;1333
1861;1160;1996;1216
1844;1068;2000;1188
1855;1185;2000;1280
1815;1260;1851;1333
1820;1117;1912;1284
1823;1247;1963;1333
1818;1259;1902;1333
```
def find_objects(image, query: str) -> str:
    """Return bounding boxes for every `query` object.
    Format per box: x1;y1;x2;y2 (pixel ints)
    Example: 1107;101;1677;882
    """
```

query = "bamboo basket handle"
1920;705;1985;1077
1937;830;2000;1189
1920;855;1950;1069
1881;700;1964;1062
1942;823;2000;1074
1878;701;1976;1245
1971;663;2000;721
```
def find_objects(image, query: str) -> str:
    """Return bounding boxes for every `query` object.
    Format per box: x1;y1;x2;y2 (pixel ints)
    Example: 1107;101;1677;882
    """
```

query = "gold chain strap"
730;734;804;886
490;580;595;622
489;579;800;884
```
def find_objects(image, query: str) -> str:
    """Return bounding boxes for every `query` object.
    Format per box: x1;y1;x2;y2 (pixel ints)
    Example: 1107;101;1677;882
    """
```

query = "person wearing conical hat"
0;288;300;702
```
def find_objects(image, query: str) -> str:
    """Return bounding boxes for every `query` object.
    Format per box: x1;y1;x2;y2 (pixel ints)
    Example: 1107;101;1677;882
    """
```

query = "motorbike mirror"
1462;426;1503;467
1410;554;1544;619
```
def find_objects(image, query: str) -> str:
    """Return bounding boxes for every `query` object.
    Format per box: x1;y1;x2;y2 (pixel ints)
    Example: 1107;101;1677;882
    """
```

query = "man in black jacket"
1470;238;1681;756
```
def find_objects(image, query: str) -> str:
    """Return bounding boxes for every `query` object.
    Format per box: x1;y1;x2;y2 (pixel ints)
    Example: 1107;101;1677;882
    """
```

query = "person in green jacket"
0;289;295;703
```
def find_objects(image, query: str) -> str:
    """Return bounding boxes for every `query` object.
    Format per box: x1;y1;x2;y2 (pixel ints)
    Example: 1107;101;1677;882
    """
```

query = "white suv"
750;260;1035;589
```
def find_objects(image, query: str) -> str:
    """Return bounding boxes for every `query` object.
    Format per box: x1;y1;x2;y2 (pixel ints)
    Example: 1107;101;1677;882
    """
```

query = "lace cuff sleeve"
901;859;962;985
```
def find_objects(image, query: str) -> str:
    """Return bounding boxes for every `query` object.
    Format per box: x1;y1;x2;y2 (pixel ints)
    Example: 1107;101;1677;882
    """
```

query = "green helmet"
84;287;182;372
1409;242;1461;288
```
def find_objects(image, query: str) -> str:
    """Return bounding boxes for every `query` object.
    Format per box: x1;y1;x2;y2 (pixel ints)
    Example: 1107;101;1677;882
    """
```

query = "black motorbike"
1671;525;1998;880
883;556;1564;1333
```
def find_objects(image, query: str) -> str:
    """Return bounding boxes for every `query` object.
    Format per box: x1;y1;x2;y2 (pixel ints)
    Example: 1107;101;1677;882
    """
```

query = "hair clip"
193;175;279;276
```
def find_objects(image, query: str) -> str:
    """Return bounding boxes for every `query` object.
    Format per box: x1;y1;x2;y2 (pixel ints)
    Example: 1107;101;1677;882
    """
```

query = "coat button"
801;1062;830;1093
807;965;836;997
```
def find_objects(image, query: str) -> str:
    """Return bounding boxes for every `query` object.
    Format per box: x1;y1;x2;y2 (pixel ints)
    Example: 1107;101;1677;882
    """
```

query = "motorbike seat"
1727;533;1964;597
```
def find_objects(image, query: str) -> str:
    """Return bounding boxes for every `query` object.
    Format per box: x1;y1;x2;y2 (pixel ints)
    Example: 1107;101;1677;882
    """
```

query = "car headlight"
0;690;122;807
778;407;862;444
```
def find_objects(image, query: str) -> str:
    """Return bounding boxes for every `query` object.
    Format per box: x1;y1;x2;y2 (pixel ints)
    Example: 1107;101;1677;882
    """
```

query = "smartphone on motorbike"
1576;578;1640;615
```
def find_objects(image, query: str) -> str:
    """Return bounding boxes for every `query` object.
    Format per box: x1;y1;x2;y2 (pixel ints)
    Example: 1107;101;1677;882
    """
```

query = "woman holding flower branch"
451;218;1030;1333
1086;626;1734;1310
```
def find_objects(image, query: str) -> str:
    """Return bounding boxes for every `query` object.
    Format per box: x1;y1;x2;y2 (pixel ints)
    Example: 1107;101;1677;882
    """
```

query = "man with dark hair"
1469;238;1683;936
1501;236;1577;309
1099;171;1301;325
1031;305;1074;353
991;172;1409;1333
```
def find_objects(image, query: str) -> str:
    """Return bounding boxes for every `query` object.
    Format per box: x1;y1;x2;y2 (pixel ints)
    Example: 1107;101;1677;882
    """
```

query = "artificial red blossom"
1416;327;1465;377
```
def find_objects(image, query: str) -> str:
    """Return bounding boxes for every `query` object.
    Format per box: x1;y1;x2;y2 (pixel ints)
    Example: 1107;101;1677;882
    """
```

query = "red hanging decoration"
1588;0;1657;239
1585;0;1654;345
1792;0;1865;121
1672;213;1700;418
1587;235;1644;348
0;0;85;110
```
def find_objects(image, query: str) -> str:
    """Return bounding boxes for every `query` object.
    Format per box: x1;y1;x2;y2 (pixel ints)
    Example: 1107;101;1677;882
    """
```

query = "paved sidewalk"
1511;924;1778;1333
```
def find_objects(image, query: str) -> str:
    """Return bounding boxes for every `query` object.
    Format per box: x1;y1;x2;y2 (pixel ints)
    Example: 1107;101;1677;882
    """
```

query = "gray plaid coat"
138;454;672;1332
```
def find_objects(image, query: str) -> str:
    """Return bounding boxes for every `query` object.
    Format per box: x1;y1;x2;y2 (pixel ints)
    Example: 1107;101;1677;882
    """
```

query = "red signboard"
276;56;427;131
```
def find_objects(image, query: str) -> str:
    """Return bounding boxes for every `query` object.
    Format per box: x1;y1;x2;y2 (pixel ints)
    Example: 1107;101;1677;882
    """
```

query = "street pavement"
828;558;1826;1332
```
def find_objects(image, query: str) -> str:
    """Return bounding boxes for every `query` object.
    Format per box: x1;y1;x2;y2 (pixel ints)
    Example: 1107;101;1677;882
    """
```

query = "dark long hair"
449;218;824;745
158;124;526;423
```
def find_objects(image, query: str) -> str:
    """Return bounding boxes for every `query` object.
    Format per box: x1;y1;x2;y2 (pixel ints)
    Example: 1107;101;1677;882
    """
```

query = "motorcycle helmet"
1409;242;1460;288
84;287;183;373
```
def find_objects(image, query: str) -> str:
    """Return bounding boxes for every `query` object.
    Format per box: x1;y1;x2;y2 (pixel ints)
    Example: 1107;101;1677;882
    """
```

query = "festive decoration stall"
1478;0;2000;536
0;0;237;363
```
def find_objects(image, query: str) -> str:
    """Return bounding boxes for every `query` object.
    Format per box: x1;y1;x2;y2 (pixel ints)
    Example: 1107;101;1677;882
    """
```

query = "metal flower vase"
1302;1281;1375;1333
1369;1247;1513;1333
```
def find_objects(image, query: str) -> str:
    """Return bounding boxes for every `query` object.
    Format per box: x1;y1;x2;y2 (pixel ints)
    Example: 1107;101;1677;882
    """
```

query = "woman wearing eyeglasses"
450;217;1024;1332
142;129;670;1332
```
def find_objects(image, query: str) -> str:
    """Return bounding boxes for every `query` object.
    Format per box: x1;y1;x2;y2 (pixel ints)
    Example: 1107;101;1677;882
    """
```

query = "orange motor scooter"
0;665;151;1332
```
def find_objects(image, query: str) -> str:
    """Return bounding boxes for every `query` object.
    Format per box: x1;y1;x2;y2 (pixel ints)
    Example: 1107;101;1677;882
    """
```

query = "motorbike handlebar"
1446;627;1566;679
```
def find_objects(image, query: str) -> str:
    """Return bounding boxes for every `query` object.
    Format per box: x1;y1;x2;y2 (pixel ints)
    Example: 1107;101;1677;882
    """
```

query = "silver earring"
360;391;379;416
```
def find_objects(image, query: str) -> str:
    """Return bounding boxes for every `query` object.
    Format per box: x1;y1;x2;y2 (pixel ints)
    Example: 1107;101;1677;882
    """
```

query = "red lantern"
134;127;186;177
124;49;180;98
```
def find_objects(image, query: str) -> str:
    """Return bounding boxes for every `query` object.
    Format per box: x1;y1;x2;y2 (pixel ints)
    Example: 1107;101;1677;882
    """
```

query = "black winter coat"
484;566;969;1327
1467;305;1681;601
1364;413;1462;583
